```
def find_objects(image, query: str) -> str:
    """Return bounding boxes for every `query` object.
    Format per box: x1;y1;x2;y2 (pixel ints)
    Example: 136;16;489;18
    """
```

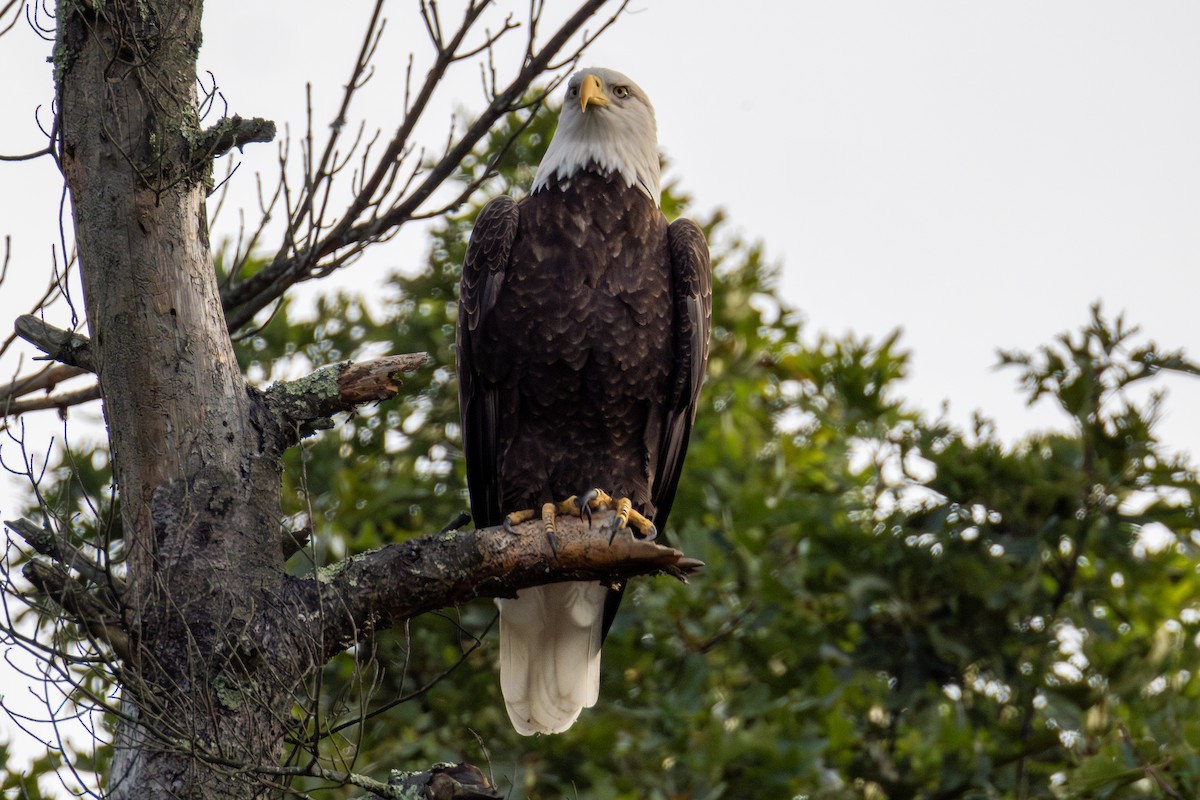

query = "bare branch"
0;145;55;162
3;320;423;425
1;383;100;417
264;352;429;438
0;364;88;402
222;0;628;332
337;354;430;404
193;114;277;162
13;314;95;371
0;0;20;38
292;0;386;233
5;517;124;596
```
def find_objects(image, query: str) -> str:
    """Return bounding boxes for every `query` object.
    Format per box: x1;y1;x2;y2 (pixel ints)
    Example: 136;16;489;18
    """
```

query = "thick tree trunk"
57;2;296;796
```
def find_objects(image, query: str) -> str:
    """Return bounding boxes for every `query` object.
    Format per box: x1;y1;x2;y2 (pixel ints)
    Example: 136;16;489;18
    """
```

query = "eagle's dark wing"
602;216;710;639
457;195;520;529
651;217;712;529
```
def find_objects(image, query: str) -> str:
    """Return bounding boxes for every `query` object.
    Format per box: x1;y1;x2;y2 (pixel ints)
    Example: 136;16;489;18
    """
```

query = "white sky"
1;0;1199;787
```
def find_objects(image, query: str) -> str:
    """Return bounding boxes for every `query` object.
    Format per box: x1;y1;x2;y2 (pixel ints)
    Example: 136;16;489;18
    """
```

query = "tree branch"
264;353;428;442
337;353;429;404
1;384;101;417
14;314;96;371
296;510;704;661
2;316;96;418
5;516;124;596
22;559;133;663
0;364;87;403
193;115;277;161
371;763;501;800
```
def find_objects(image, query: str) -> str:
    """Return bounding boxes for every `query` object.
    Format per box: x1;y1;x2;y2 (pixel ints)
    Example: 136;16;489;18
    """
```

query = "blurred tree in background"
8;104;1200;799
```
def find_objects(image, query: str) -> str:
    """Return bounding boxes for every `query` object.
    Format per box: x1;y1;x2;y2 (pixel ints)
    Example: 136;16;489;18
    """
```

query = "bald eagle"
457;67;711;735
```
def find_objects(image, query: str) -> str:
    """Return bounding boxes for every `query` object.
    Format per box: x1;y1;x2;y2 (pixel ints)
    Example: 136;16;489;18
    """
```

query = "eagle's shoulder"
461;196;519;334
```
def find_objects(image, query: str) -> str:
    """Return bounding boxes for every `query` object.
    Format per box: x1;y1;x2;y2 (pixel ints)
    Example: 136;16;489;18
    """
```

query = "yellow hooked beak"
579;73;609;112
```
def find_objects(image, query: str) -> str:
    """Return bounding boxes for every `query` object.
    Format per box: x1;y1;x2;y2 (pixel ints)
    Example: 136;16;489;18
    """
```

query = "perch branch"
295;509;704;661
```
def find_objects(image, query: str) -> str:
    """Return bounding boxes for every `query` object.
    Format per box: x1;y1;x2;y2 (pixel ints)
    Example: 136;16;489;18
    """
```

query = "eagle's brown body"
460;170;697;524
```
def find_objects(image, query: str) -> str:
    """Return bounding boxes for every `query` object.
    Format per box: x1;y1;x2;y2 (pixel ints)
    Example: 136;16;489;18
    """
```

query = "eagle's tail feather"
497;581;608;735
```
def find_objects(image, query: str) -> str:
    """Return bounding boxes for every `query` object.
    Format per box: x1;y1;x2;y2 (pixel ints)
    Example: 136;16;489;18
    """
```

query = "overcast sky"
2;0;1199;784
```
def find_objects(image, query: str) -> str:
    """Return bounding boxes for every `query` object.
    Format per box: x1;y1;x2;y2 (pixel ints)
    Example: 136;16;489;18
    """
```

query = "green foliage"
10;103;1200;799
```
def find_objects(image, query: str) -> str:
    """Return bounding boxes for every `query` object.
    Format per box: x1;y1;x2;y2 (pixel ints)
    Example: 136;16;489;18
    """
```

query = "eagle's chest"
487;176;673;393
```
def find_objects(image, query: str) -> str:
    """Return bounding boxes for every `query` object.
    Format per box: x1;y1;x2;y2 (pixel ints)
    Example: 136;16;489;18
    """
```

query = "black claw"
606;519;625;546
577;488;600;528
503;517;516;535
642;523;658;541
546;530;560;559
439;511;471;534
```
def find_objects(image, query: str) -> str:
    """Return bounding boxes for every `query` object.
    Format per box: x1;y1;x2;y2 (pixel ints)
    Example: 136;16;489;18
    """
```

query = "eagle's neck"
531;114;660;204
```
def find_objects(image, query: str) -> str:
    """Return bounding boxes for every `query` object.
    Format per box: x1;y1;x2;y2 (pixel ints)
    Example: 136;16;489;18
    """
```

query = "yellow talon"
599;494;657;543
614;497;632;528
541;502;558;533
624;507;657;539
557;494;590;517
503;508;538;530
501;488;657;550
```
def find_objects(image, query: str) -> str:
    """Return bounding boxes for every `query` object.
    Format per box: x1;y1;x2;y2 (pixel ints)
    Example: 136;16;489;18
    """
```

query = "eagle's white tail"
496;581;608;735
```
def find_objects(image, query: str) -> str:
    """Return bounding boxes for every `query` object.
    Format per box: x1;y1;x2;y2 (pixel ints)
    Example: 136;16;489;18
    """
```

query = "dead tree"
0;1;699;797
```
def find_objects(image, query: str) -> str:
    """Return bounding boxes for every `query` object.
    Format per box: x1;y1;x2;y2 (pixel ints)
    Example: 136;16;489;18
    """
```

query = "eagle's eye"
612;85;630;99
568;86;578;97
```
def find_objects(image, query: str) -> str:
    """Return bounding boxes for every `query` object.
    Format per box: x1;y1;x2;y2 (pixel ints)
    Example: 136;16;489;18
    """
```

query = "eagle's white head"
532;67;661;204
